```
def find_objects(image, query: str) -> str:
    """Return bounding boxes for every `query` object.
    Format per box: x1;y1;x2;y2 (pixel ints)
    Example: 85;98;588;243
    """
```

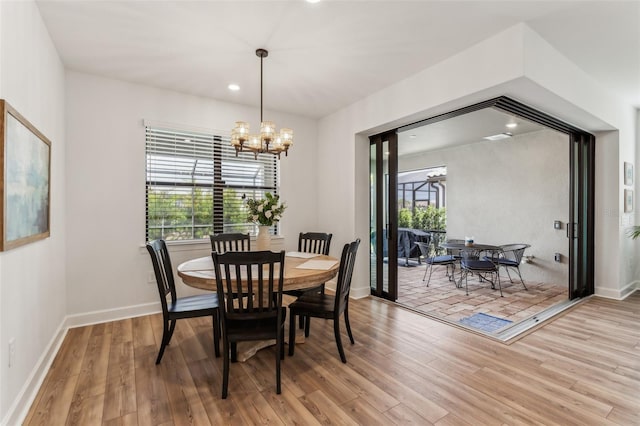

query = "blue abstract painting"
3;105;50;250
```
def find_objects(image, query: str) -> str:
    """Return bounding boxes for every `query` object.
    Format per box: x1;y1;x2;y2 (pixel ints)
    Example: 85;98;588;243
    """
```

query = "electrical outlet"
8;338;15;368
148;271;156;284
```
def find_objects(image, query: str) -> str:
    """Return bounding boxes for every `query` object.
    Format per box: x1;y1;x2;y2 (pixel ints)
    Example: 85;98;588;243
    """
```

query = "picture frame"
624;162;633;186
624;189;633;213
0;100;51;251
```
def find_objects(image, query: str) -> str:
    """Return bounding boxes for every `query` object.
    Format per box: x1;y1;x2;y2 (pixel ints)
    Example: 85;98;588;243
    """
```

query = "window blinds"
145;126;278;241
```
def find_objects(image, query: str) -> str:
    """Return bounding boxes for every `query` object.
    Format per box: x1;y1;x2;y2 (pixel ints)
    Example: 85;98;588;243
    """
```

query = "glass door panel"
370;132;397;300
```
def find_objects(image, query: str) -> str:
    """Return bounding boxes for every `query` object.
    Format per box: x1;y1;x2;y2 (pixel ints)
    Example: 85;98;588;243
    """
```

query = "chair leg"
298;315;305;329
212;313;220;358
288;311;296;356
305;317;312;335
344;306;355;345
464;271;469;296
422;263;430;281
425;264;435;286
505;266;514;283
334;318;347;363
515;267;528;290
155;318;175;365
496;270;503;297
276;332;282;394
221;339;230;399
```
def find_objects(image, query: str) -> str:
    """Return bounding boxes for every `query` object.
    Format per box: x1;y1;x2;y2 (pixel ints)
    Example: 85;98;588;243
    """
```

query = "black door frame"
370;96;594;301
370;131;398;300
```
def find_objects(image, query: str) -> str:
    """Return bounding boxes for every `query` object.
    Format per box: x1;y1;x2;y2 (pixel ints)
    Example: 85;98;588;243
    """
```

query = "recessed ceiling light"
306;0;321;3
483;132;513;141
506;123;518;129
228;84;240;91
409;134;417;139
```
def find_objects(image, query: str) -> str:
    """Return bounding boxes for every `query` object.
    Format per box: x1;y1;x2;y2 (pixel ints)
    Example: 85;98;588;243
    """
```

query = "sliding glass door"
369;97;594;304
568;132;595;299
370;132;398;300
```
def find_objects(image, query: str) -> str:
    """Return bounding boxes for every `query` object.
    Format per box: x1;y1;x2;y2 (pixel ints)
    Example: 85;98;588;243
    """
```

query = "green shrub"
398;208;412;228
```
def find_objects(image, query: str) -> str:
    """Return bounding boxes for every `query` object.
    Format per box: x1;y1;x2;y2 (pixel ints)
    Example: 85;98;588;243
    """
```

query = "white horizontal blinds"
145;126;278;242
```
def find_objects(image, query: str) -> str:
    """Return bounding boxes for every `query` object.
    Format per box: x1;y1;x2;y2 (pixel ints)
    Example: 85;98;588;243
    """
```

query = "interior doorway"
369;97;595;338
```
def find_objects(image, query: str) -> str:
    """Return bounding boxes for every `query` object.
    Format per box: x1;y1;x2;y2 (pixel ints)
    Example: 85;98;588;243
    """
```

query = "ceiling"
36;1;640;119
397;107;549;157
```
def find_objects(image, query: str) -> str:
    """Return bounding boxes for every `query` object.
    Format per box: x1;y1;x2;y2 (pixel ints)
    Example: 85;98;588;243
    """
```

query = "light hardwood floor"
24;292;640;425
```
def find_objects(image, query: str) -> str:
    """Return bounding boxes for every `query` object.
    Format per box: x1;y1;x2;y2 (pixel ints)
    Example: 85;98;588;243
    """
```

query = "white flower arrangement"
246;192;286;226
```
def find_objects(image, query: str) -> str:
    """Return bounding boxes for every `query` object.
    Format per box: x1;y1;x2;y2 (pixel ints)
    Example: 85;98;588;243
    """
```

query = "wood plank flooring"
24;292;640;425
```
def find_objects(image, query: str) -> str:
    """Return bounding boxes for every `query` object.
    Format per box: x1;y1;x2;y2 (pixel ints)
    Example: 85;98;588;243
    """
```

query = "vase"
256;225;271;251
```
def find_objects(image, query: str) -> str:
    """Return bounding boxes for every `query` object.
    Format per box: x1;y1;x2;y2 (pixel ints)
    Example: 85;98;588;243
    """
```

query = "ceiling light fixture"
228;83;240;91
483;132;513;141
231;49;293;159
506;123;518;129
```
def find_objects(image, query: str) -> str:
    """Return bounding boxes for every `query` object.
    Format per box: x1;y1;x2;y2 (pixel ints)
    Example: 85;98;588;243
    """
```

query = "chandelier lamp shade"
231;49;293;159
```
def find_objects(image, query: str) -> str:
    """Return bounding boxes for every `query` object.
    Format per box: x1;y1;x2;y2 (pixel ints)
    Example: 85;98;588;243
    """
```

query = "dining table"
177;252;340;292
177;251;340;361
439;241;502;288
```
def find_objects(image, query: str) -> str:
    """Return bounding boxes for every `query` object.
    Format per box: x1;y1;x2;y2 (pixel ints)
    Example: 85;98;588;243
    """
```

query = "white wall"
318;23;639;299
65;71;319;316
0;1;66;423
400;129;569;285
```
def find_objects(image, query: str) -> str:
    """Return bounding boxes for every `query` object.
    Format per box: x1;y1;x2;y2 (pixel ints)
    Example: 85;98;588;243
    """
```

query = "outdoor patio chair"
488;243;530;290
461;249;502;296
414;241;456;287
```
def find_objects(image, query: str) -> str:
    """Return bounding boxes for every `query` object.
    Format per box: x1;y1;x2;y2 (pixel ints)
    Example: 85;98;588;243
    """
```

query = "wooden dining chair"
298;232;332;257
284;232;333;330
209;232;251;253
288;239;360;363
146;239;220;364
212;250;286;398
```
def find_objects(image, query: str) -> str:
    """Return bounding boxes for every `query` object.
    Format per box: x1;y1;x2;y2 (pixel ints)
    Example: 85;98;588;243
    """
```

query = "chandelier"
231;49;293;159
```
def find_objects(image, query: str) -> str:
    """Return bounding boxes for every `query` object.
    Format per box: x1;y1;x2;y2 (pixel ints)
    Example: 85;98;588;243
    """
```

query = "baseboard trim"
350;286;371;299
595;282;639;300
2;322;67;426
64;302;161;329
324;280;370;300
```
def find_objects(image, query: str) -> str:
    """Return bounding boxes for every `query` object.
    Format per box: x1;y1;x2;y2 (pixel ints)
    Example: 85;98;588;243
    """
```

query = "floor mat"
459;312;513;333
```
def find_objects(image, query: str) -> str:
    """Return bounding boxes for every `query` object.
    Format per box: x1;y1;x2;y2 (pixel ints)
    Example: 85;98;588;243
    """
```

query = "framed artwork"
624;162;633;186
624;189;633;213
0;100;51;251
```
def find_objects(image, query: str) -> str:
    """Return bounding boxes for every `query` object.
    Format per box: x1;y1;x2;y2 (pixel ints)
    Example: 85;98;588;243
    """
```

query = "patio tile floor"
396;262;567;328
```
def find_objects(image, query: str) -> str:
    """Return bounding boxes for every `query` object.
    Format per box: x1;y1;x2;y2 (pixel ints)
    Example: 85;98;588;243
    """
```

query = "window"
145;125;278;242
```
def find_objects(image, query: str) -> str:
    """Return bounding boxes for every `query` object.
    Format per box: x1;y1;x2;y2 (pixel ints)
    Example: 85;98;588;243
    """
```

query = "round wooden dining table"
177;253;340;362
177;253;340;292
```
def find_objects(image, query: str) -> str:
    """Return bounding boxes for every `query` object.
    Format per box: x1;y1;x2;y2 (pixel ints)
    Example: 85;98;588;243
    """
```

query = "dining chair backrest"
212;250;285;323
298;232;332;255
499;243;531;263
210;232;251;253
334;239;361;315
414;240;432;259
146;239;176;315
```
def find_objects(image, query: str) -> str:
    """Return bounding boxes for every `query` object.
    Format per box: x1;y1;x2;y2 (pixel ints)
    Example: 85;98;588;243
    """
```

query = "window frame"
144;123;280;243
